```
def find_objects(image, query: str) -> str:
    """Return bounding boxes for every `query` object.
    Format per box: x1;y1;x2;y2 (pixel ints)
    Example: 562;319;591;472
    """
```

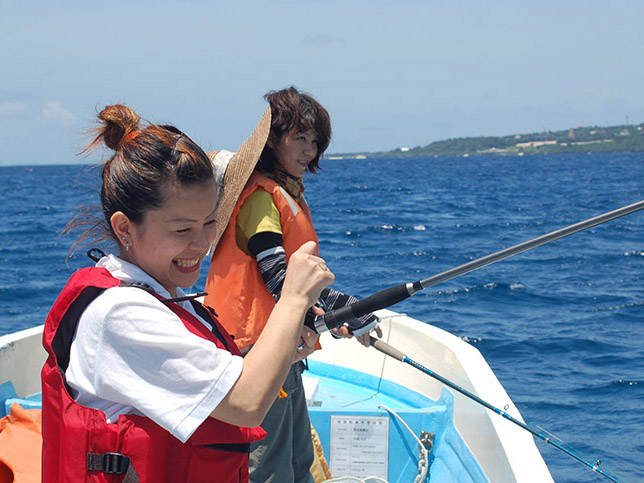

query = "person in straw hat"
41;104;334;482
205;87;381;482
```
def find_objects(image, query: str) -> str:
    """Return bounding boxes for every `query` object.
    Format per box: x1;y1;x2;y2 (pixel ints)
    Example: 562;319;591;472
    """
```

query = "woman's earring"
121;236;130;251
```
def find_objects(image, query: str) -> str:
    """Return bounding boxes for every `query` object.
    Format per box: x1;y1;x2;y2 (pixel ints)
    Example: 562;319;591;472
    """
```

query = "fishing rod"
369;336;623;482
306;199;644;333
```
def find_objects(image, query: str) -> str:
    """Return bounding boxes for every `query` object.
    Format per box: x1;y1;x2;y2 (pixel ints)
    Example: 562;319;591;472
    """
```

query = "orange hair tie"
123;130;139;143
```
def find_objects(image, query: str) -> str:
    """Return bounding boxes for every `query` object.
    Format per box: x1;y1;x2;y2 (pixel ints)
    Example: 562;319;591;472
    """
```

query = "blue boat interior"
1;362;487;482
0;381;42;417
305;360;487;482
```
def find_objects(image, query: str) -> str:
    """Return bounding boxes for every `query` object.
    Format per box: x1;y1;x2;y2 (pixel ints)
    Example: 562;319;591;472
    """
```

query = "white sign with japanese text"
329;415;389;478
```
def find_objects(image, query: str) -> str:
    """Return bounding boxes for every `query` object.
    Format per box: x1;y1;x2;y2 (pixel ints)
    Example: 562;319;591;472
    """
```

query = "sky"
1;0;644;166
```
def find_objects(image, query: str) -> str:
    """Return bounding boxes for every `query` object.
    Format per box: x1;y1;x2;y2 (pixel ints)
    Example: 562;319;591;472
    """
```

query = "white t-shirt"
65;254;243;443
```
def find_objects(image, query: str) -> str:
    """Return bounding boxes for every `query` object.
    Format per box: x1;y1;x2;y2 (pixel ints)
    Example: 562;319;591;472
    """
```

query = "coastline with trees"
329;122;644;159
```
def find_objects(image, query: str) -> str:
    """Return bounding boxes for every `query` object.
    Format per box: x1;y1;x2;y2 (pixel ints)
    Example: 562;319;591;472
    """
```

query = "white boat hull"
0;309;552;482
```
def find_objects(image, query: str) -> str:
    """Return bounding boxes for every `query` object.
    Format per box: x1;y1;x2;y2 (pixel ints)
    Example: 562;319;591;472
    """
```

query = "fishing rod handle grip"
306;283;414;333
370;336;406;361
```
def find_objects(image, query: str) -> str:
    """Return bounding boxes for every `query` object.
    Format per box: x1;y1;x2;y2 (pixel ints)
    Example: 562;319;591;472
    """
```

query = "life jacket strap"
87;452;139;482
203;442;252;454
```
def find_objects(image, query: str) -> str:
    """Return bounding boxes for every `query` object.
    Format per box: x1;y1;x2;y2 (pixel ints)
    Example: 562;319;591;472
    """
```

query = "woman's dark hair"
66;104;214;251
257;87;332;174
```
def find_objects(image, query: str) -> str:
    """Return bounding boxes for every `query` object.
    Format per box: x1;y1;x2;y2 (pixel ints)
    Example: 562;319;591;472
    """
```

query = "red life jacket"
41;267;266;482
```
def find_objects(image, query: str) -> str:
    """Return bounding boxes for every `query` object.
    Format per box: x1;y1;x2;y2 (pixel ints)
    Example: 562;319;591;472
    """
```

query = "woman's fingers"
330;325;352;338
300;325;319;348
294;326;318;361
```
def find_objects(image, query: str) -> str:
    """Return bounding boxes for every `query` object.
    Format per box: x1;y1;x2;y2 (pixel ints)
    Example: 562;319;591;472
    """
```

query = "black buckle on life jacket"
87;452;131;474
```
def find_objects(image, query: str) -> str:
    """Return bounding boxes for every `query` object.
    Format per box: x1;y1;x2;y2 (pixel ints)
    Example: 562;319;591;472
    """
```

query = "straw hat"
208;107;272;250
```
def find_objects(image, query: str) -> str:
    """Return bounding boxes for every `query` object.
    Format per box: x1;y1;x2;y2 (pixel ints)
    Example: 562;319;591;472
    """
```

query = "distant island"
328;122;644;159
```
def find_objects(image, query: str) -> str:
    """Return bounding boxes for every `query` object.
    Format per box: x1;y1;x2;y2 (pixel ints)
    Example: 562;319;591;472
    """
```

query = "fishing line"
368;336;624;482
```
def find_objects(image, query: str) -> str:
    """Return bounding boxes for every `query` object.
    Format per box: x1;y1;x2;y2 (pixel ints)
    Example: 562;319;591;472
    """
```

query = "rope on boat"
320;405;429;483
379;404;429;483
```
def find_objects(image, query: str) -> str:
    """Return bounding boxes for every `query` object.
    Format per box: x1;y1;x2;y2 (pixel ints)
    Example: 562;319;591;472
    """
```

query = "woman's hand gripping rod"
305;199;644;334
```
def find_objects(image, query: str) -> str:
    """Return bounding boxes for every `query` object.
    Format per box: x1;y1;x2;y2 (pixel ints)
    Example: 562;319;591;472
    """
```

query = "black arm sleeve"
250;233;379;335
248;232;287;296
319;287;379;334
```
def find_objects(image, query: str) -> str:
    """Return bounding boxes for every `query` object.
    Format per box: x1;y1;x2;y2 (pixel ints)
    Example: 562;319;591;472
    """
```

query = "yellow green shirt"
236;190;282;255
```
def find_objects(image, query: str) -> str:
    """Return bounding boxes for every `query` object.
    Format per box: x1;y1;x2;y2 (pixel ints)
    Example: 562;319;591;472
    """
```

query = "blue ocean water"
1;153;642;482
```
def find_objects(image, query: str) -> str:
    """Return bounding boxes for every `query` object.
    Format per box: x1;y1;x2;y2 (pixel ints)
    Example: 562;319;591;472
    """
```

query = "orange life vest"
0;403;42;483
205;171;318;350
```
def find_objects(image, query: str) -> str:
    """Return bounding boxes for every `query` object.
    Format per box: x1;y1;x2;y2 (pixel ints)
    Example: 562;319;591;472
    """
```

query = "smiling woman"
111;182;218;298
40;104;335;482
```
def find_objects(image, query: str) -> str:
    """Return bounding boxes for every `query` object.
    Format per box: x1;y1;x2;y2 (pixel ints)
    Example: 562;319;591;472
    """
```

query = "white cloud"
0;101;27;117
43;101;75;125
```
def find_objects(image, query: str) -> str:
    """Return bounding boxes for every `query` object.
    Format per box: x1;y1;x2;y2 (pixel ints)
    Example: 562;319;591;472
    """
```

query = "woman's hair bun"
97;104;141;150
